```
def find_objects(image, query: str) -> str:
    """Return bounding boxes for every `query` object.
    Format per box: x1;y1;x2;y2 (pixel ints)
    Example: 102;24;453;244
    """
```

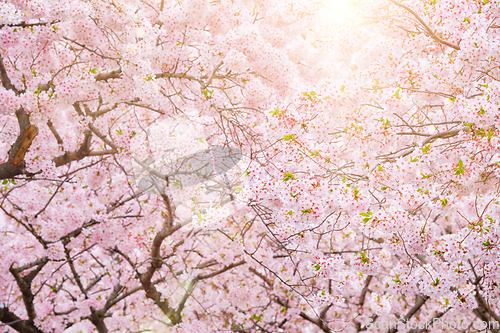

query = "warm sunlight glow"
319;0;358;27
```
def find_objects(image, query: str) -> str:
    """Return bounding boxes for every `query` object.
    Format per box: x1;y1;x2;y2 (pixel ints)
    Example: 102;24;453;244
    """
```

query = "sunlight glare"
319;0;358;27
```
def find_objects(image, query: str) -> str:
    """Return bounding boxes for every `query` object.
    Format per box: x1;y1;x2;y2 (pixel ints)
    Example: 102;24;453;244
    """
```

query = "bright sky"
319;0;358;27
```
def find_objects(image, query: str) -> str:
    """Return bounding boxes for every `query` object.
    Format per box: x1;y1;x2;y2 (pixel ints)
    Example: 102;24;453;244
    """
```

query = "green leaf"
302;91;317;101
359;252;370;264
476;128;487;137
251;314;262;322
283;134;296;141
269;108;280;116
421;172;433;179
454;159;465;175
283;172;295;182
393;88;400;99
360;212;373;224
421;144;431;154
487;128;495;139
313;263;321;271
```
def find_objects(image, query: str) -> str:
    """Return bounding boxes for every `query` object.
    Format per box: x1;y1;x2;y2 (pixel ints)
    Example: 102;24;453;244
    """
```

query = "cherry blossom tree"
1;0;500;332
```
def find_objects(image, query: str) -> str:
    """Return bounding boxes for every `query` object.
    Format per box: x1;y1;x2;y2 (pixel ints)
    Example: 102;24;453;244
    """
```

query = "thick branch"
9;257;49;323
95;69;122;81
0;55;18;92
0;59;39;180
53;130;92;167
0;307;44;333
89;309;108;333
0;117;39;175
139;223;182;320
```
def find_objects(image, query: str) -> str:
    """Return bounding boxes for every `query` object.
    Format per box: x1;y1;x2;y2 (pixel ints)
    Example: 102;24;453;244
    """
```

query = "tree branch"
0;55;39;179
0;55;18;93
387;0;460;50
299;311;331;333
474;289;500;332
0;307;44;333
53;130;92;167
9;257;49;323
197;260;246;280
95;69;122;82
138;222;182;322
0;20;60;30
388;294;430;333
359;275;373;306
